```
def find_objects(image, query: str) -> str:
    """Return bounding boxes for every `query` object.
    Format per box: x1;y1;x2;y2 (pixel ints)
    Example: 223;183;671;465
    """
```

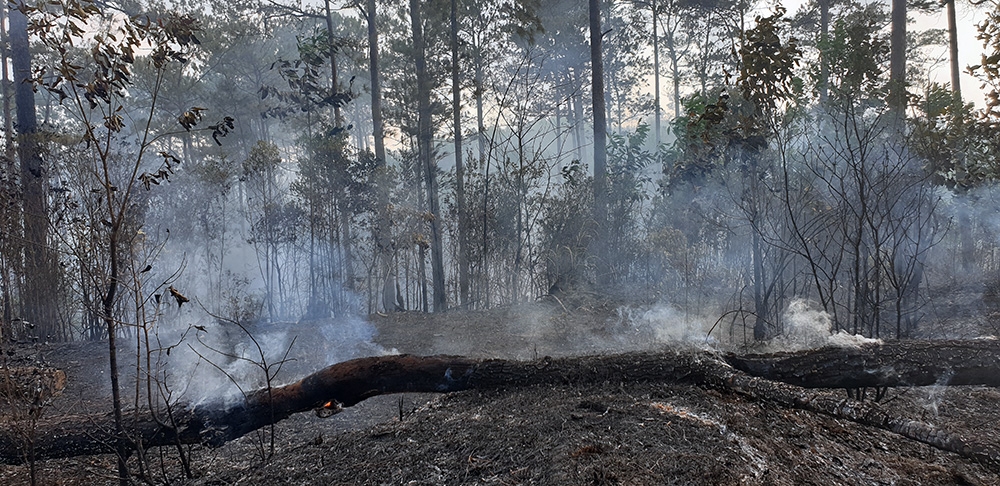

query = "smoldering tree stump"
1;340;999;468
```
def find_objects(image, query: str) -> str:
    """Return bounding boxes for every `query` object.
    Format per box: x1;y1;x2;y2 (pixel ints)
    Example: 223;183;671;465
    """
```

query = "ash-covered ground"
3;296;1000;485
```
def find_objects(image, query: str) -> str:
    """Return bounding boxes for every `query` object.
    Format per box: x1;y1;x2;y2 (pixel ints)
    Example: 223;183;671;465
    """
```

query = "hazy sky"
783;0;991;107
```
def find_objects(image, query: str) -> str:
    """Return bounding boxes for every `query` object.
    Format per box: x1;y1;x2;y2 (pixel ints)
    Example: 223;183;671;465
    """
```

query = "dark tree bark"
10;4;57;341
410;0;447;312
725;340;1000;388
451;0;469;308
4;340;1000;467
102;221;127;484
707;352;1000;469
589;0;609;286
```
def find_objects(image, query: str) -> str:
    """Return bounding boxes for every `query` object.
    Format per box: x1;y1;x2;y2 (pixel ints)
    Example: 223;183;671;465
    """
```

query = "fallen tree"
1;339;999;468
725;339;1000;388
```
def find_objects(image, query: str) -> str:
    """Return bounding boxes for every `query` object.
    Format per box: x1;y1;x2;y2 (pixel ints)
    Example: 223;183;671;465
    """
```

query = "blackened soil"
3;298;1000;485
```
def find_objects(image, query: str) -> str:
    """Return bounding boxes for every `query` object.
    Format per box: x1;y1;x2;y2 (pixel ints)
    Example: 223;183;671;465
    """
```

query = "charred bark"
725;340;1000;388
3;341;1000;467
701;355;1000;470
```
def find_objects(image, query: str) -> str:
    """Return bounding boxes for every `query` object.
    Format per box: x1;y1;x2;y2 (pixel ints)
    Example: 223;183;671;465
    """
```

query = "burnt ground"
2;296;1000;485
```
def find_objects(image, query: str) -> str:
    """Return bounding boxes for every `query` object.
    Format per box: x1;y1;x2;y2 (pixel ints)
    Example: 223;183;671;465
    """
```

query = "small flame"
315;399;343;418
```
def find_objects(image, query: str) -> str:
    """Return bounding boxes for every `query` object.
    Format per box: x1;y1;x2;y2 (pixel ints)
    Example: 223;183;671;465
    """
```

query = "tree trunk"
946;0;960;99
10;5;56;342
818;0;829;105
888;0;906;125
451;0;469;308
365;0;386;176
0;3;13;339
324;0;343;127
589;0;609;287
324;0;355;300
751;228;767;340
365;0;395;314
339;195;356;294
572;67;584;162
709;351;1000;470
669;40;680;119
1;2;13;160
5;341;1000;467
474;34;486;164
651;0;661;148
410;0;447;312
724;340;1000;388
102;228;128;484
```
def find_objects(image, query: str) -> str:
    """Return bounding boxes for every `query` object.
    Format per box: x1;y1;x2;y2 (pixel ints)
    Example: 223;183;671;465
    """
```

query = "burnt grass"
3;297;1000;485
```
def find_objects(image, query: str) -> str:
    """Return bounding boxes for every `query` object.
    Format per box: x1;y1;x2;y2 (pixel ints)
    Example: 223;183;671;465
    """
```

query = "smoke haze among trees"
1;0;1000;349
7;1;1000;483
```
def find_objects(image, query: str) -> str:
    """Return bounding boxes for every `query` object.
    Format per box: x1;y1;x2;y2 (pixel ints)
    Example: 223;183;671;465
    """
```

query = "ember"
315;400;343;418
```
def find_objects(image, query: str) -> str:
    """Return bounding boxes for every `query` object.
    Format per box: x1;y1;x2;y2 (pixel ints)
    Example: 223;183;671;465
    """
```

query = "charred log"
1;340;999;467
725;339;1000;388
0;352;707;463
705;353;1000;470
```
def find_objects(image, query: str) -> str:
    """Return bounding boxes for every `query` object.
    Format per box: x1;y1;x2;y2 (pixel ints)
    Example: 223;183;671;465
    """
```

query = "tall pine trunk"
0;3;14;336
324;0;354;297
818;0;829;105
324;0;343;127
888;0;906;126
11;4;57;341
365;0;395;313
589;0;609;287
451;0;469;308
1;2;13;160
410;0;447;311
946;0;960;99
651;0;661;148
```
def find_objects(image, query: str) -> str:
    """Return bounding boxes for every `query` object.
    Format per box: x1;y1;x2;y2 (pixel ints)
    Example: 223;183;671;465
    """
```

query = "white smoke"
612;302;717;350
142;303;391;407
774;299;881;352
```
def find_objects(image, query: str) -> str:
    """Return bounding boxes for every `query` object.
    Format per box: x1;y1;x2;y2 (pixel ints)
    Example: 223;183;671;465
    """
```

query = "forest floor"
3;291;1000;485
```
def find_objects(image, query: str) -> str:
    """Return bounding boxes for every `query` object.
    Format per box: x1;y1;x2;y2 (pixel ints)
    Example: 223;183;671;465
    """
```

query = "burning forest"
3;0;1000;484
